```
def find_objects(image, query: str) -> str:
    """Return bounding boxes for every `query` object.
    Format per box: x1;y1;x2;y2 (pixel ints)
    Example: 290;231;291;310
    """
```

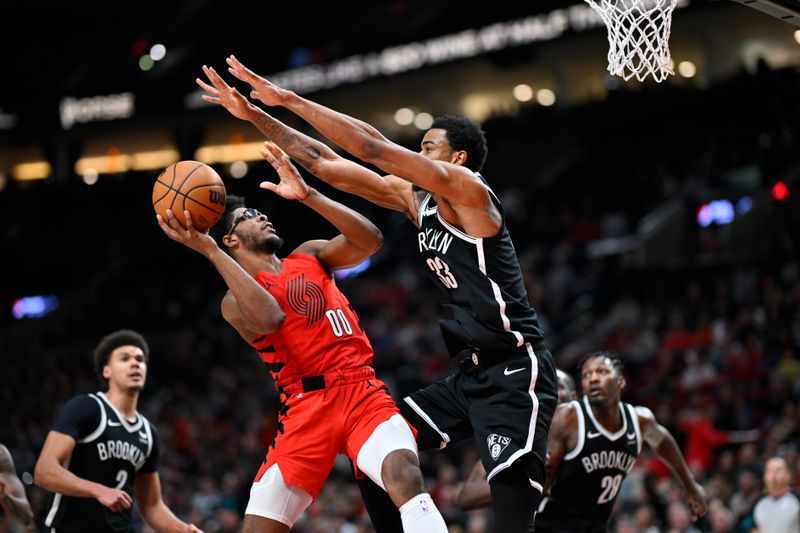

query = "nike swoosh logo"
586;431;602;438
108;420;121;427
627;433;636;440
422;208;438;216
504;367;525;376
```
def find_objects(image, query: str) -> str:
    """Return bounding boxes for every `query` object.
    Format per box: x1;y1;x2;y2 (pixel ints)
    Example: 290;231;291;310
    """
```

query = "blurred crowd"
1;64;799;532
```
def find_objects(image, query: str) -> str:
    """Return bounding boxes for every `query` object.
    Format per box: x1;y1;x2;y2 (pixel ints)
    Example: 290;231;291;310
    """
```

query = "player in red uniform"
157;143;446;533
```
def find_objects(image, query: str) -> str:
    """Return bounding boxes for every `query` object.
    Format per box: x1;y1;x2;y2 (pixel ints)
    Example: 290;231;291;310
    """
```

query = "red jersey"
249;253;374;388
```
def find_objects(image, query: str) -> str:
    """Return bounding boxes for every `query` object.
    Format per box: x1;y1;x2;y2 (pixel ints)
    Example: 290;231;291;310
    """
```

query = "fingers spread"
195;77;218;95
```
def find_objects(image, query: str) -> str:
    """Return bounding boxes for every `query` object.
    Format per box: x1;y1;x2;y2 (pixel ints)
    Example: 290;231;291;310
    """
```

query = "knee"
381;449;425;496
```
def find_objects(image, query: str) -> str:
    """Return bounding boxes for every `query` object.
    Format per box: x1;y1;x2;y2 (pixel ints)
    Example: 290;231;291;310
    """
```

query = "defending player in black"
197;56;559;532
34;329;202;533
536;352;707;532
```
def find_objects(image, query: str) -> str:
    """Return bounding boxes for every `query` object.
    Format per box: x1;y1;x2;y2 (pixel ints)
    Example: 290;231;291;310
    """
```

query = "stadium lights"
513;84;534;102
195;142;268;164
414;112;434;130
150;44;166;61
74;149;180;175
12;161;51;181
536;88;556;106
394;107;415;126
678;61;697;78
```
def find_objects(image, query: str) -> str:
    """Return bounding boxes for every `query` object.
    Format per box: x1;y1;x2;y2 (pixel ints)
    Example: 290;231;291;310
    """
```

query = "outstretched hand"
259;142;311;201
226;55;286;107
684;481;708;521
156;210;219;257
196;65;254;121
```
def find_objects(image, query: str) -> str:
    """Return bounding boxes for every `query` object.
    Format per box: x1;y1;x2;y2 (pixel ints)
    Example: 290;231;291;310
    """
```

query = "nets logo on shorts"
285;274;327;326
487;433;511;460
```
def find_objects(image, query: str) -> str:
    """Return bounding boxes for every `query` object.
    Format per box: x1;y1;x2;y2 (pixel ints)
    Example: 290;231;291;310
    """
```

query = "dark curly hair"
209;195;247;253
93;329;149;389
431;115;488;172
578;351;624;377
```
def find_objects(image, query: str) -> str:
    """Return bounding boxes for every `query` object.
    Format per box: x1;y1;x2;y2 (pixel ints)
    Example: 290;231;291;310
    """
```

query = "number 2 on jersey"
426;257;458;289
115;469;128;490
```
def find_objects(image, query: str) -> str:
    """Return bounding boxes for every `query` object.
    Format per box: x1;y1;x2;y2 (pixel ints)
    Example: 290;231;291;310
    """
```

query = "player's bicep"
370;143;487;207
39;431;77;465
220;291;257;342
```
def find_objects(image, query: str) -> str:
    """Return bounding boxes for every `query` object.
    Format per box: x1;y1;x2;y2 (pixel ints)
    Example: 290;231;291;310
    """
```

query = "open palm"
196;65;253;121
259;142;310;201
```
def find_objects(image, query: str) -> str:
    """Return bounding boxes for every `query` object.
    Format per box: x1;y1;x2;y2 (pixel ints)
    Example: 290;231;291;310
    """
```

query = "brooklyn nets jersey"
539;397;642;527
415;179;544;356
44;392;158;532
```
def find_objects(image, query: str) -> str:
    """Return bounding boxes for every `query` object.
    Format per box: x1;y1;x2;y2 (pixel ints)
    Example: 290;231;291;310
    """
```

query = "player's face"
103;345;147;393
556;370;577;404
581;356;623;406
420;129;464;165
230;207;283;254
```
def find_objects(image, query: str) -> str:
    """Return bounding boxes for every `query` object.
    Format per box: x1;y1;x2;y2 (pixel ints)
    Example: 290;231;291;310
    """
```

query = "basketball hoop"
584;0;678;82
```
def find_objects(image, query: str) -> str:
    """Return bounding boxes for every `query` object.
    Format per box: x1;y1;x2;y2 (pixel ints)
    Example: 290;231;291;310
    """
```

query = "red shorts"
253;367;408;499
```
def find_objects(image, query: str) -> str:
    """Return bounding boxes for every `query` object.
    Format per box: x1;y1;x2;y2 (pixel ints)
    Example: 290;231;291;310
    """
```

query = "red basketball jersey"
249;253;374;387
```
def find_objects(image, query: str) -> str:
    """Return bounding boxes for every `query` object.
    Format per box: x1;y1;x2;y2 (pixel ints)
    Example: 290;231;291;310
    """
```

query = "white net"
584;0;678;82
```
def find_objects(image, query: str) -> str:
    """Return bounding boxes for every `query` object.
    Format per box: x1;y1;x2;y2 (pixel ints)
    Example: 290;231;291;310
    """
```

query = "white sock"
399;492;448;532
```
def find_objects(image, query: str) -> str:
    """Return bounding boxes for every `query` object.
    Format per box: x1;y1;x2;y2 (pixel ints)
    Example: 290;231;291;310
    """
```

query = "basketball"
152;161;226;231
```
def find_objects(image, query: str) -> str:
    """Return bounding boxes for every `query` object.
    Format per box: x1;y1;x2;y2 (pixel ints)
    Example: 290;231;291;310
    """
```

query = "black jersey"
44;392;159;533
415;181;544;356
538;397;642;529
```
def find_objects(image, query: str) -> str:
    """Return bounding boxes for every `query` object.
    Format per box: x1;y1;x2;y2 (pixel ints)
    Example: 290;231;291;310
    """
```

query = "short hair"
578;351;624;377
93;329;149;388
209;194;247;252
431;115;488;173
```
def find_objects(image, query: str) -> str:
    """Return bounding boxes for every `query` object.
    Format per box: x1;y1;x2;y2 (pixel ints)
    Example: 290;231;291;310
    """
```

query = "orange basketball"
153;161;226;231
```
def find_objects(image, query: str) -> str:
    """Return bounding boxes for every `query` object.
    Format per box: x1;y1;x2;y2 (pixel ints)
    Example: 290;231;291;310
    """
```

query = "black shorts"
399;341;557;483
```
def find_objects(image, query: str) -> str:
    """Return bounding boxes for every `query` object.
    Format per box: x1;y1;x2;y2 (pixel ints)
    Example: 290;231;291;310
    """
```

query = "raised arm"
225;56;490;209
637;406;707;520
197;65;416;219
260;142;383;271
34;432;132;512
135;472;202;533
157;210;285;335
0;445;33;526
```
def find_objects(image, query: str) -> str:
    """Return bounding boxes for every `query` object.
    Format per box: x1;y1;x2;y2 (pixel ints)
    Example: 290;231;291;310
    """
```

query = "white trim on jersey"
142;416;154;458
626;403;643;454
436;212;479;244
486;343;539;483
582;396;628;441
563;400;585;460
435;211;525;347
98;392;143;433
78;394;107;444
44;456;70;526
403;397;450;449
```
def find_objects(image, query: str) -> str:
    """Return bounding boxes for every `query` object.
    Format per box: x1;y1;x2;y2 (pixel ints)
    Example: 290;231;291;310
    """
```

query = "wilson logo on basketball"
208;190;225;206
285;274;327;326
